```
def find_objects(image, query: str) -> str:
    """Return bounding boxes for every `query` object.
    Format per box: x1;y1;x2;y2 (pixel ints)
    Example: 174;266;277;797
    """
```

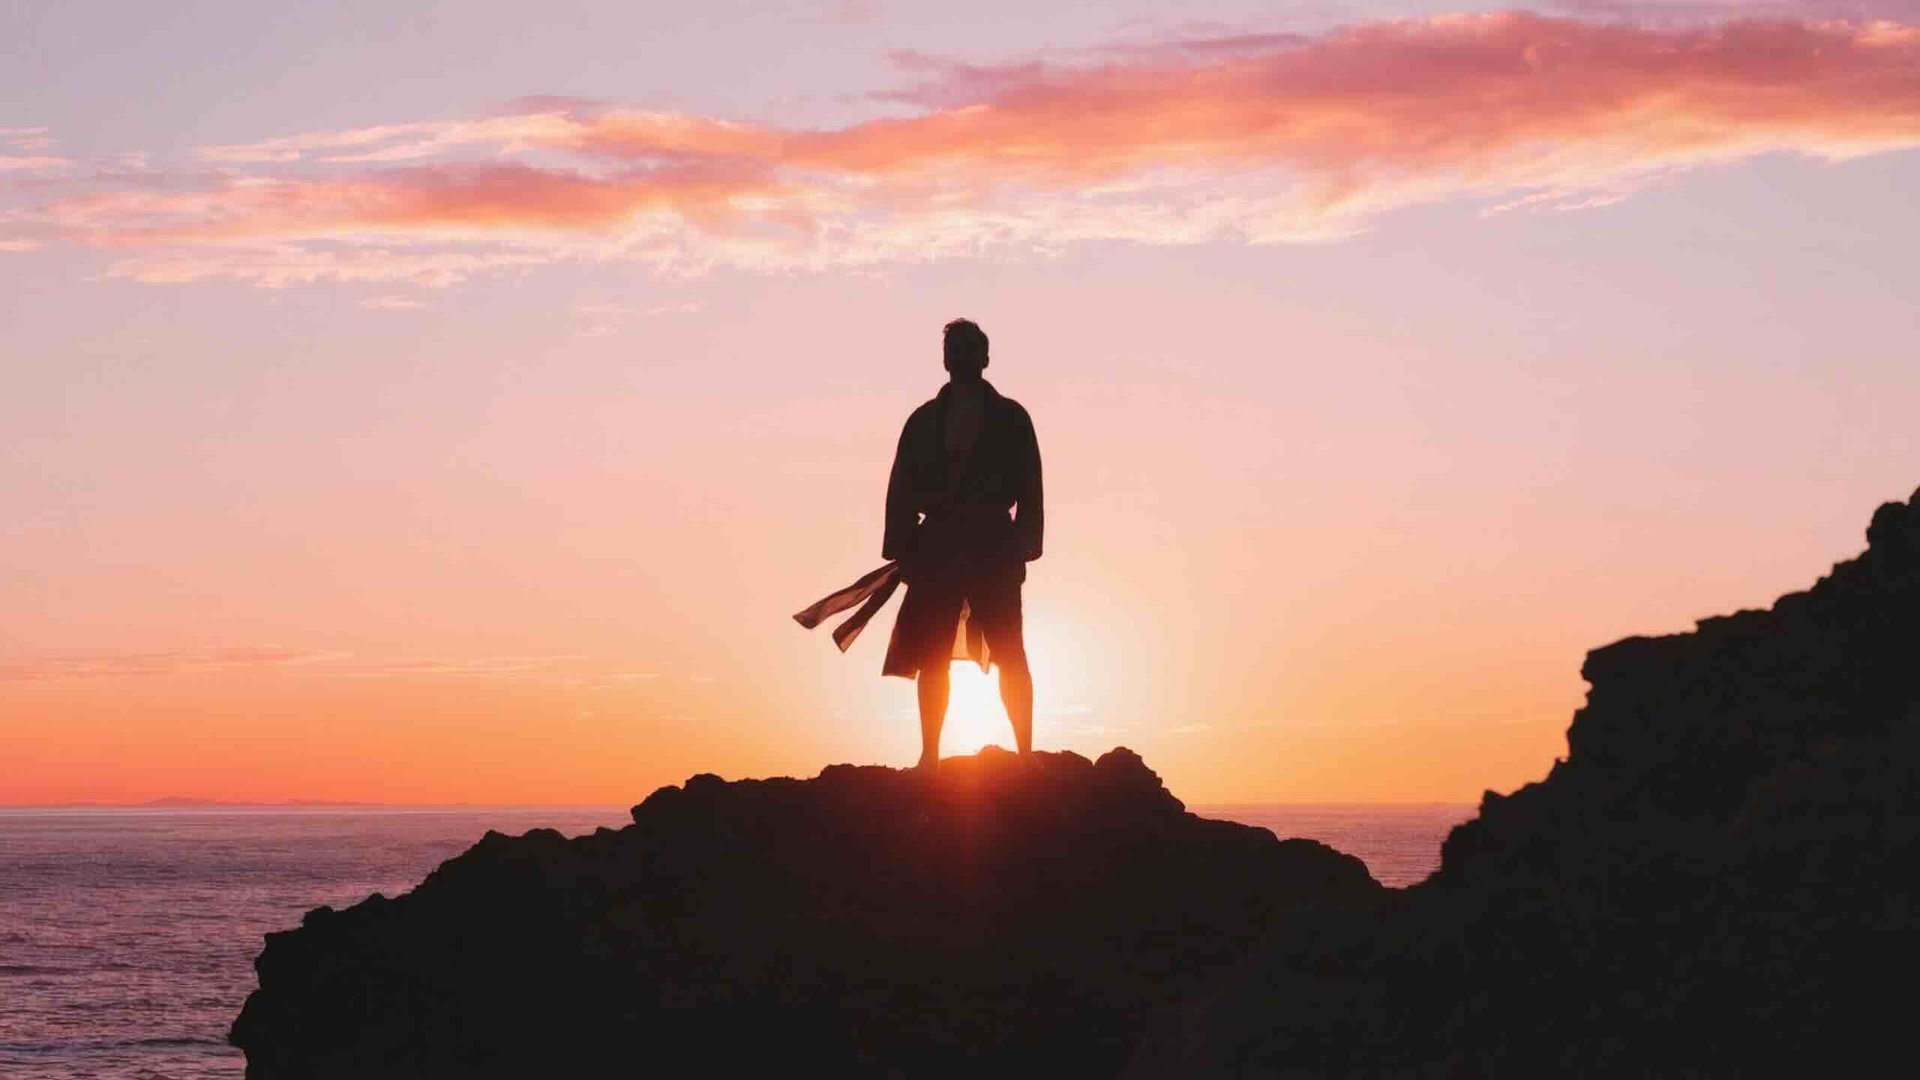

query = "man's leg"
998;654;1033;755
917;662;949;768
978;569;1033;755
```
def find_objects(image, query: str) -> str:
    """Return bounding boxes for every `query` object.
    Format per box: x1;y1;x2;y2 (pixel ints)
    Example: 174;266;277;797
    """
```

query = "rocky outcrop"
230;747;1380;1078
236;488;1920;1078
1128;488;1920;1077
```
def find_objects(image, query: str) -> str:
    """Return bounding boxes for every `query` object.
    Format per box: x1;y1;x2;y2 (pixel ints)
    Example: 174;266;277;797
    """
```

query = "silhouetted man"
881;319;1043;768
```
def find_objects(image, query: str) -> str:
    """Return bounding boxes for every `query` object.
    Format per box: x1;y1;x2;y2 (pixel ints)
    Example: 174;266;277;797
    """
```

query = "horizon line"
0;797;1478;810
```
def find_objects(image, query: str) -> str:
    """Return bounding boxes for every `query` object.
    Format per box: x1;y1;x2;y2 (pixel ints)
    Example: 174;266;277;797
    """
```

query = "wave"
0;1034;227;1053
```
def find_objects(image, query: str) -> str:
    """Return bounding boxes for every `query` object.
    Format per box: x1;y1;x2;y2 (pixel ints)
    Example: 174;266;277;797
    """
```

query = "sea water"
0;803;1469;1079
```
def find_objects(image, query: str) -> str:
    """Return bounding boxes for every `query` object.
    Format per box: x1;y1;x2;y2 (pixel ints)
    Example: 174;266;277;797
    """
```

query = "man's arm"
1013;406;1043;562
882;413;920;561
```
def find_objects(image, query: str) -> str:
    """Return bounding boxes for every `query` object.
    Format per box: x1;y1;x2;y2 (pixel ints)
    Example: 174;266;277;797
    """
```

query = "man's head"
943;318;989;381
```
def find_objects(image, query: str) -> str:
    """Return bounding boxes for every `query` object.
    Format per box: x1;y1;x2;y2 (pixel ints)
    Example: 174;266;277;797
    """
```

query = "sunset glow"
3;0;1918;805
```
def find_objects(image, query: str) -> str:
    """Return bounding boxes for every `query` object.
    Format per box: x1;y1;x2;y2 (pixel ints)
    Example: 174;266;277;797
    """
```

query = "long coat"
882;378;1043;566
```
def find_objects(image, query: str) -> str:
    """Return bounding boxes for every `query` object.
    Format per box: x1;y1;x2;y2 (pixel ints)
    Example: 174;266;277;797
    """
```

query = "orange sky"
3;1;1919;804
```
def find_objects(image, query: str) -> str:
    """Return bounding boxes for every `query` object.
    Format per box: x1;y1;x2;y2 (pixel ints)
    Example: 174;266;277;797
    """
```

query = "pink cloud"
806;14;1920;186
79;163;764;241
98;244;563;289
1552;0;1920;23
0;156;71;172
1;128;72;176
196;112;589;165
10;12;1920;285
361;294;425;310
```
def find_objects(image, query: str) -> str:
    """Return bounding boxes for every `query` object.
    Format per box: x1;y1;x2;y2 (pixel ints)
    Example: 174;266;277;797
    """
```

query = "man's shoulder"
902;383;1032;426
991;393;1033;427
903;397;940;427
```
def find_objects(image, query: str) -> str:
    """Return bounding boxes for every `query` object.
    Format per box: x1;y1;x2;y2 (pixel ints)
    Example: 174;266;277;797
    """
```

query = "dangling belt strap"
792;561;904;652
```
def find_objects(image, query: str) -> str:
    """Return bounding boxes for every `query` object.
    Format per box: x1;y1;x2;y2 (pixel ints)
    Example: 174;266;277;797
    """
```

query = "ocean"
0;802;1470;1079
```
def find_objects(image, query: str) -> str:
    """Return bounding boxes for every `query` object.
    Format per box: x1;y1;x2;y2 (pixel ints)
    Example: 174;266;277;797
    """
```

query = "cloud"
1;156;72;172
361;293;425;310
1;128;72;175
0;648;681;682
804;0;885;25
569;298;701;336
1551;0;1920;22
98;243;561;289
195;113;586;165
8;12;1920;285
641;300;701;316
0;647;345;681
325;655;594;678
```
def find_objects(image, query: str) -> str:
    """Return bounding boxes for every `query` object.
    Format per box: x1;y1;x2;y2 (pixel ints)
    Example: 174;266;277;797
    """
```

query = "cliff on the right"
1130;486;1920;1078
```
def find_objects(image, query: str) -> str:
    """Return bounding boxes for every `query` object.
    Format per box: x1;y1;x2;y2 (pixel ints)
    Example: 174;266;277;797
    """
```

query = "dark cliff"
231;747;1380;1078
235;488;1920;1078
1128;488;1920;1077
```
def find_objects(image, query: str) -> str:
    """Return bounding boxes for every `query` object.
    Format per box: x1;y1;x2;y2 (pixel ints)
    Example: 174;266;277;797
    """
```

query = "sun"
873;612;1099;762
940;661;1015;756
934;613;1092;757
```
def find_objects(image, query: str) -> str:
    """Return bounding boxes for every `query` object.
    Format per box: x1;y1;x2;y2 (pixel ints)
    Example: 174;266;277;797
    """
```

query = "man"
882;319;1043;769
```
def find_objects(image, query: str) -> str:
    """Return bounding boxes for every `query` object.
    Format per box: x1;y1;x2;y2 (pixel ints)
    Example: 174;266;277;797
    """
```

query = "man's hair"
943;318;989;371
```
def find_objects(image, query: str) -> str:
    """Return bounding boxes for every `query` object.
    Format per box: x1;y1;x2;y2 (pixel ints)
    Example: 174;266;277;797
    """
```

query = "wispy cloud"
7;12;1920;286
0;127;72;182
1550;0;1920;22
97;243;560;289
0;156;71;172
361;293;425;310
0;647;345;681
570;298;701;337
324;654;593;679
194;113;590;165
0;648;674;683
640;300;700;317
819;0;885;25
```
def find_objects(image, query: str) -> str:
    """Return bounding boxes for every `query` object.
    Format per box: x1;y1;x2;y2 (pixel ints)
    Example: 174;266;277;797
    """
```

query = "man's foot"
914;753;939;773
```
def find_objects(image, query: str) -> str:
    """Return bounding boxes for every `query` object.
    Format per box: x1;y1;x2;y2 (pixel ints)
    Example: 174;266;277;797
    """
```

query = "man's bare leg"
999;655;1033;755
917;662;949;769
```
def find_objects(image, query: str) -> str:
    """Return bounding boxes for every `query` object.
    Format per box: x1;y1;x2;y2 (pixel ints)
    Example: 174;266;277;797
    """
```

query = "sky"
3;0;1918;805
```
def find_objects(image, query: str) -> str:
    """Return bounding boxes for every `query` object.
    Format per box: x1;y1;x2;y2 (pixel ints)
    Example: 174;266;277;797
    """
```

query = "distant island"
233;485;1920;1078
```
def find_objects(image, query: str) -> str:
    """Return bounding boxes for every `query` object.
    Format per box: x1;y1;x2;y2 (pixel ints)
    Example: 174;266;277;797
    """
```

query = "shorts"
881;553;1026;679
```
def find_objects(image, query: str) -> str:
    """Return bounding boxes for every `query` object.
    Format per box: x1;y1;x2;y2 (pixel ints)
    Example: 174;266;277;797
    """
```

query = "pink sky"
3;0;1918;804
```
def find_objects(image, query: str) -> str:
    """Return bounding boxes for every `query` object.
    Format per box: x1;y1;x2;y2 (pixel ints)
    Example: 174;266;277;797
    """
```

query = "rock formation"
235;487;1920;1078
1127;487;1920;1077
231;747;1379;1078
